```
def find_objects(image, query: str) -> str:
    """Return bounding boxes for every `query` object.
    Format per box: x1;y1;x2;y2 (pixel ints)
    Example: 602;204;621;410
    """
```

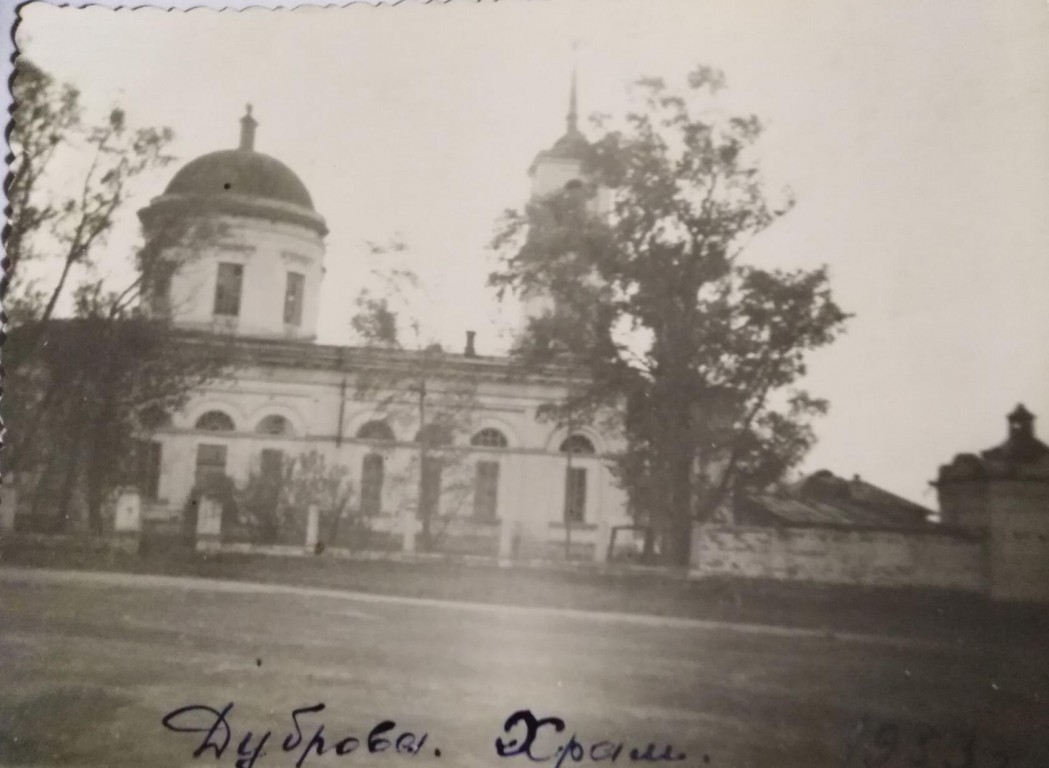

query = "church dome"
139;106;327;237
164;149;315;210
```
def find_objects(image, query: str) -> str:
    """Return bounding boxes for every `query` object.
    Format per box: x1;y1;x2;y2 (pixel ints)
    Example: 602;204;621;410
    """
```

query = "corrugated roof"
741;470;934;529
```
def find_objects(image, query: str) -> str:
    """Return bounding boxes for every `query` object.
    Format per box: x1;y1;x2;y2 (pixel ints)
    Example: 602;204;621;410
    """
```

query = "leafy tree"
349;243;480;552
237;450;354;546
3;59;230;533
6;294;231;533
5;59;79;317
6;57;174;330
490;66;850;566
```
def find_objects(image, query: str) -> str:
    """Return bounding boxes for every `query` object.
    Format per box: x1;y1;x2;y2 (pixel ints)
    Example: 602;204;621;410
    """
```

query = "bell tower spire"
567;43;579;134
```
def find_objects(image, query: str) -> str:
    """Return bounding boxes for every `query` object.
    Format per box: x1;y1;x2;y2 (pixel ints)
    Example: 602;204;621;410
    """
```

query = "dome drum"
139;191;328;238
138;107;327;341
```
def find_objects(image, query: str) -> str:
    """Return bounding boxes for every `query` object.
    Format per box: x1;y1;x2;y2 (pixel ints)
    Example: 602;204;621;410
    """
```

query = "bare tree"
349;242;481;552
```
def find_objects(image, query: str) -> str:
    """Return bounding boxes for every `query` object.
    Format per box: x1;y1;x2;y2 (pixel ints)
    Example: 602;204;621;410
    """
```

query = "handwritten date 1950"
161;702;431;768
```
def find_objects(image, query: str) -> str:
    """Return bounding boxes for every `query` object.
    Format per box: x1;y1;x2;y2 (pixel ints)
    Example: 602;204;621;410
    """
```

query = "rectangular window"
213;263;243;317
195;444;228;487
473;461;500;520
136;440;163;500
419;456;443;521
260;449;284;478
360;454;385;516
284;272;305;326
564;466;587;523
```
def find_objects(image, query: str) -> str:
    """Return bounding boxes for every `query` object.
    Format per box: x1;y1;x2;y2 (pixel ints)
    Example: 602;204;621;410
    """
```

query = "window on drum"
214;262;243;317
284;271;305;326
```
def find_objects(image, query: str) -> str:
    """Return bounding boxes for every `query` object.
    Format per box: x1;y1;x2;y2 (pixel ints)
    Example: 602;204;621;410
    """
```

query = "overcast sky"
11;0;1049;505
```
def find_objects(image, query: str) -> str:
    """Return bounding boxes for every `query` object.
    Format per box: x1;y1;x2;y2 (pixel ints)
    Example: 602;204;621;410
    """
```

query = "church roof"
529;129;595;177
164;149;315;211
545;127;593;163
169;330;586;388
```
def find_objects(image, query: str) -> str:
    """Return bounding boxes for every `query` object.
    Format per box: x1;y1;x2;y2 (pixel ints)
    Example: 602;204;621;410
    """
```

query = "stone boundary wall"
690;524;986;593
0;531;141;557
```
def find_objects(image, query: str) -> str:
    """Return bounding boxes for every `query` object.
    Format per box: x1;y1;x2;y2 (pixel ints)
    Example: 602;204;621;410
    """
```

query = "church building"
135;91;633;561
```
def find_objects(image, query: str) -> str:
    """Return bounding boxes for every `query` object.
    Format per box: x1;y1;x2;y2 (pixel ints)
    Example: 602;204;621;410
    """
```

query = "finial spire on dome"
239;104;257;151
567;42;580;134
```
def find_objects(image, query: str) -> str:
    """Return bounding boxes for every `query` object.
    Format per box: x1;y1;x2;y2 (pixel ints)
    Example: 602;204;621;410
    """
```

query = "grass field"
4;543;1048;644
2;566;1048;768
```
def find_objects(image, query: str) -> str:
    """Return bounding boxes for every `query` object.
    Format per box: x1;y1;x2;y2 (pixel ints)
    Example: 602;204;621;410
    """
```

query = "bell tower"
520;63;607;327
528;63;592;199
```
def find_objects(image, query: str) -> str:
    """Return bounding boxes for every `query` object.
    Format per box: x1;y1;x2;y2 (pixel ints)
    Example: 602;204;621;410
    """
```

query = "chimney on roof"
464;330;477;358
239;104;257;151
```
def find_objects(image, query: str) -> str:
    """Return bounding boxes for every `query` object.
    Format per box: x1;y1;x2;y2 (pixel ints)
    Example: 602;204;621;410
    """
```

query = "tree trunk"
40;255;76;326
664;435;694;568
30;456;59;528
260;494;279;544
642;525;656;563
86;464;105;536
55;444;82;534
85;421;112;537
417;445;432;553
85;340;121;536
326;508;341;546
12;361;63;473
416;386;432;553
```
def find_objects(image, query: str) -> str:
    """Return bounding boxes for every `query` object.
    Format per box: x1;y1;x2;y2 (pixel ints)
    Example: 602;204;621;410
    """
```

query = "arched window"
256;414;294;437
195;411;235;432
471;428;508;448
559;434;596;455
356;420;395;441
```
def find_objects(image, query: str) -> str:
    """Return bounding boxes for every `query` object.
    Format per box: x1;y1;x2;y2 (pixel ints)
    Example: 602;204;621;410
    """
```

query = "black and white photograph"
1;0;1048;765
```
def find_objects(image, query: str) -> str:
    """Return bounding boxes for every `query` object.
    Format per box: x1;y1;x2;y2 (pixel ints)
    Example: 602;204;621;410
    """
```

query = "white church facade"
135;97;635;561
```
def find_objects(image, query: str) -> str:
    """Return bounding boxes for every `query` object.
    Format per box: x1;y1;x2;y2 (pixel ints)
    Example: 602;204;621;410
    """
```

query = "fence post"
113;489;142;554
401;506;416;554
498;516;517;564
305;504;320;553
196;497;223;553
594;513;610;564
